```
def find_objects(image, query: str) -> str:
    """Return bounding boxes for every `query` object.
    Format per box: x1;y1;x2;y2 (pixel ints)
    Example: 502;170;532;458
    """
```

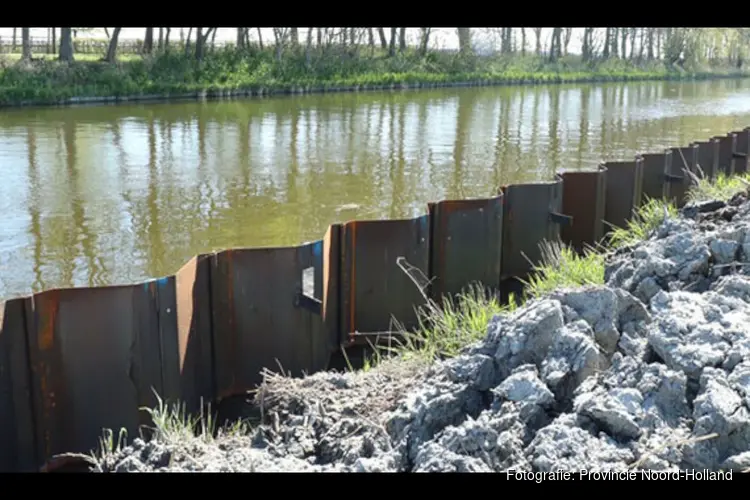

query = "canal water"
2;78;750;300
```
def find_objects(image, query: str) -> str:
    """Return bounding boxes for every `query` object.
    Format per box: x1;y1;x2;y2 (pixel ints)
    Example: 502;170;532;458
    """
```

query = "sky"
0;28;586;55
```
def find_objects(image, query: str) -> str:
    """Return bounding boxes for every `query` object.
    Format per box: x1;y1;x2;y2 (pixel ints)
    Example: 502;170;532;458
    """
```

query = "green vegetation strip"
1;49;749;107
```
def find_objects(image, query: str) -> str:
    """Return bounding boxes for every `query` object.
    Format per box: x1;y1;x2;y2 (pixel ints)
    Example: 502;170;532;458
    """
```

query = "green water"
2;78;750;300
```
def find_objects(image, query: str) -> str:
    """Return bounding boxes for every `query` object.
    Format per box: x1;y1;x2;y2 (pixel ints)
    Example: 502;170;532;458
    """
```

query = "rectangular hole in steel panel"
302;267;315;298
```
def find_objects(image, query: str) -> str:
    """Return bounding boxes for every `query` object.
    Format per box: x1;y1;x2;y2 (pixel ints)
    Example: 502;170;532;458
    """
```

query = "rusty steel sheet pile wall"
715;133;737;176
667;145;699;207
3;127;750;472
693;139;720;179
428;197;504;302
601;159;644;232
24;284;169;465
339;216;430;345
500;180;567;280
638;152;671;202
0;298;36;471
731;128;750;175
210;239;335;401
560;170;607;253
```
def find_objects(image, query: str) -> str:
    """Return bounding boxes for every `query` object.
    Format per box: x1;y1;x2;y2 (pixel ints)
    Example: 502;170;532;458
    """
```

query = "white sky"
0;28;587;54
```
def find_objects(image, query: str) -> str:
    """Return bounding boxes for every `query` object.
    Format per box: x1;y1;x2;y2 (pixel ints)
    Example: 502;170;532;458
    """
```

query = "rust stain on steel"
693;139;719;179
714;134;736;176
638;152;670;203
500;180;563;280
602;159;644;233
24;285;162;465
560;170;606;252
667;145;698;208
174;255;215;414
428;196;503;302
340;216;430;342
0;297;38;472
211;244;327;400
322;224;342;353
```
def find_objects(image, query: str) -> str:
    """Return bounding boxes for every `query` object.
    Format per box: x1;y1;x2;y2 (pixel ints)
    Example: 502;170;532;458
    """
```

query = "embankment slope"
94;192;750;472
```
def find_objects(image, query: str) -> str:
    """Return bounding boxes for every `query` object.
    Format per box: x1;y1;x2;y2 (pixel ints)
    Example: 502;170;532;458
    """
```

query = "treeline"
5;28;750;68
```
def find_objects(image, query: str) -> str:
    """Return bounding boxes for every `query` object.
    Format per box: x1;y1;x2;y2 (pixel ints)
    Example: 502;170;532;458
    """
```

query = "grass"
1;47;749;107
685;170;750;204
608;197;679;249
91;390;252;469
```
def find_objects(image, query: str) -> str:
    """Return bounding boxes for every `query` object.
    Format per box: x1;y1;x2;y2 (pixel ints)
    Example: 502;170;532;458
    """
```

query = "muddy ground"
93;194;750;472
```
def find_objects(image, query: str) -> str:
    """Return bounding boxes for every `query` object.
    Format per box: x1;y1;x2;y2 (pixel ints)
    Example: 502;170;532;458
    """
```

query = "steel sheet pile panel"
500;181;563;280
319;225;341;354
210;242;329;400
715;134;737;176
603;159;644;232
24;285;164;464
0;298;36;472
667;145;698;207
428;196;503;301
170;255;215;415
693;139;719;179
638;151;670;203
731;128;750;175
340;216;430;340
560;170;606;252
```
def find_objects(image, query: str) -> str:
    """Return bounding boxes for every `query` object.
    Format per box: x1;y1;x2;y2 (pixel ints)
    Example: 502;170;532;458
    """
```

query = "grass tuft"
385;283;518;363
524;240;606;298
608;197;678;249
685;171;750;204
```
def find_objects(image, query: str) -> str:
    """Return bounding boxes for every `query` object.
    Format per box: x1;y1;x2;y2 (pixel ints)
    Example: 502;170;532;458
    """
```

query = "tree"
399;28;406;53
21;28;31;61
419;28;432;56
378;28;388;50
457;28;472;55
105;27;122;62
388;27;396;57
59;27;74;62
533;28;542;55
143;27;154;55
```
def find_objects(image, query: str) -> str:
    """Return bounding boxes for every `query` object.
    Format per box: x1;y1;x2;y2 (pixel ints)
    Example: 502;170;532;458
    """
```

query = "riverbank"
84;173;750;473
2;50;749;108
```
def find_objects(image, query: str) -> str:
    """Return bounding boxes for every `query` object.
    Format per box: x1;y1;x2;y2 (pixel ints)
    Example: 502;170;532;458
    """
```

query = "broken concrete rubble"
93;195;750;473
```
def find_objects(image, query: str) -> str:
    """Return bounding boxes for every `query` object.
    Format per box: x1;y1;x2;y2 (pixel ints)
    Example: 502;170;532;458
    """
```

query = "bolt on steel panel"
667;145;699;208
428;196;503;302
24;285;164;464
339;215;430;342
638;151;671;203
500;180;563;280
560;169;606;253
602;159;644;232
210;242;329;401
172;255;216;415
693;139;720;180
714;134;737;176
0;298;37;472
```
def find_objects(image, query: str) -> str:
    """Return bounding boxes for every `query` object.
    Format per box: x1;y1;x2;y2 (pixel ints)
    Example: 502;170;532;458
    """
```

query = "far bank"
1;50;750;109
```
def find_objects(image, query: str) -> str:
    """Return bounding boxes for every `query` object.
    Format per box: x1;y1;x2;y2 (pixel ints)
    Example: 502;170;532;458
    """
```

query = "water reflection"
1;78;750;299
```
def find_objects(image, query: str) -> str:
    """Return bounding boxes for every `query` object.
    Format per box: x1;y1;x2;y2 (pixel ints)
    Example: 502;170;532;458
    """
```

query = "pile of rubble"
94;193;750;472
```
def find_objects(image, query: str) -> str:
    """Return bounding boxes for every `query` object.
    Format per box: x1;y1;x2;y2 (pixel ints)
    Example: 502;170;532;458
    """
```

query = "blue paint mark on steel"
143;277;169;290
312;240;323;259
